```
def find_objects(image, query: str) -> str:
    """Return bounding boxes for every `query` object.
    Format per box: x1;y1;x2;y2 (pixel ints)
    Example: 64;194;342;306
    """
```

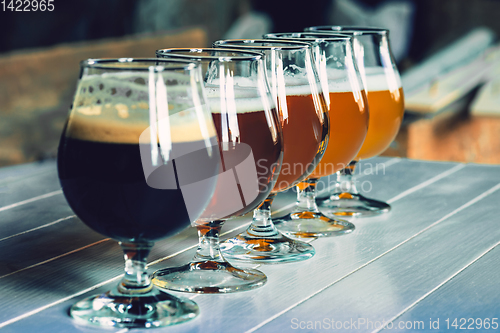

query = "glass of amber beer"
263;32;368;237
151;48;282;293
305;26;405;216
213;39;328;263
58;58;220;328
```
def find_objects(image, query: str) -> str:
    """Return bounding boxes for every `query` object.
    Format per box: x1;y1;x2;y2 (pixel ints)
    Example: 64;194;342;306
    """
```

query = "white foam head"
204;77;276;114
67;72;216;143
319;66;402;93
362;66;402;92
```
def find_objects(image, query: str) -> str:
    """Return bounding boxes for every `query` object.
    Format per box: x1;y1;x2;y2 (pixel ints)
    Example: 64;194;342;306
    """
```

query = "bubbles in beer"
67;72;215;144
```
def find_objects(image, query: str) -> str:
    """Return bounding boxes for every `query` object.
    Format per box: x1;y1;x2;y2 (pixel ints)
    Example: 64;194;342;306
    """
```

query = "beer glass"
263;32;367;237
213;39;328;263
58;58;220;328
305;26;405;216
152;49;282;293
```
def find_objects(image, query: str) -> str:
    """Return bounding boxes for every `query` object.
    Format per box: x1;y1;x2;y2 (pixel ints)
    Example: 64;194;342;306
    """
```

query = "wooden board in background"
0;28;208;167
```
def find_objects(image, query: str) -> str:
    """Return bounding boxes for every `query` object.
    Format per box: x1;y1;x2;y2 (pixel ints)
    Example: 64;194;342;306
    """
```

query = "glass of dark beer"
151;48;283;293
261;32;367;237
213;39;328;263
305;26;405;217
58;58;220;328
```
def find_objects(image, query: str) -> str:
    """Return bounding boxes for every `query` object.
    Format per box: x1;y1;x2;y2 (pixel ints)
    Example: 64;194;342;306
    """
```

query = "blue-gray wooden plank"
255;176;500;332
0;160;490;332
0;160;55;182
383;245;500;333
238;166;500;332
159;163;499;333
0;160;61;208
0;193;74;239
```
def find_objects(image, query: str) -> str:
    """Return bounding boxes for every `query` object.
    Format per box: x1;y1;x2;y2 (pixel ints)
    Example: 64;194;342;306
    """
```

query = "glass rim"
156;47;264;61
213;38;312;51
80;58;199;71
305;26;388;36
263;32;353;42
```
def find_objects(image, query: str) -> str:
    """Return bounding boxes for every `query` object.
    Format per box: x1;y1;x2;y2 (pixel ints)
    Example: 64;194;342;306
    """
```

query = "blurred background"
0;0;499;167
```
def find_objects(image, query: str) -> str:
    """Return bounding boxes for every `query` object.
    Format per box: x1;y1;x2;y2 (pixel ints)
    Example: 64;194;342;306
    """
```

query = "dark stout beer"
58;117;219;243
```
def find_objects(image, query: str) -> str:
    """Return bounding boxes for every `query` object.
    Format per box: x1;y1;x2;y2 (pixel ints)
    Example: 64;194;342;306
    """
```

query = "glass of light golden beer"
151;49;283;292
305;26;405;216
213;39;328;263
263;32;368;237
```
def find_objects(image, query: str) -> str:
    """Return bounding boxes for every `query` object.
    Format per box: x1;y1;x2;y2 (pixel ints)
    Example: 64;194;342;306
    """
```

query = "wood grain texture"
393;246;500;332
0;160;60;206
160;164;499;333
258;179;500;333
0;158;498;332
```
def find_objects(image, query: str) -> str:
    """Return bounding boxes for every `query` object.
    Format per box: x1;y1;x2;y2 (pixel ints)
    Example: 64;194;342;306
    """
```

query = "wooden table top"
0;157;498;332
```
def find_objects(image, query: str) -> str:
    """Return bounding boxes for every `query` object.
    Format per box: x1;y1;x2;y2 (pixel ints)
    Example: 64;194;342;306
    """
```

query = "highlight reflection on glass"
213;39;328;263
305;26;405;217
152;49;283;292
263;32;367;237
58;58;220;328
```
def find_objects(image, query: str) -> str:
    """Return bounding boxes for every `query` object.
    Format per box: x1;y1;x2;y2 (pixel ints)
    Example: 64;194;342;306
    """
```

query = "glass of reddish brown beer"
151;48;283;293
213;39;328;263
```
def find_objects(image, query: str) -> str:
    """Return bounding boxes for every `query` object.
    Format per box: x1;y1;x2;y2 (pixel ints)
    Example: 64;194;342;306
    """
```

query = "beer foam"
207;97;275;114
323;68;358;93
67;72;216;144
207;71;319;100
67;109;216;144
204;81;276;113
75;72;192;109
282;83;317;96
66;114;148;143
321;67;402;93
361;67;402;92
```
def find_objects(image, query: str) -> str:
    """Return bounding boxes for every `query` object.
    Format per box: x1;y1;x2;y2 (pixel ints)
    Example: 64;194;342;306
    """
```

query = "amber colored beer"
356;87;404;160
308;90;368;178
272;93;328;192
208;109;282;218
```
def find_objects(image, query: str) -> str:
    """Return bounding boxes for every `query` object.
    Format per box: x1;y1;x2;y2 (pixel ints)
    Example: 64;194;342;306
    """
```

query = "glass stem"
117;242;154;295
335;160;359;195
293;178;320;213
193;220;224;263
247;193;280;237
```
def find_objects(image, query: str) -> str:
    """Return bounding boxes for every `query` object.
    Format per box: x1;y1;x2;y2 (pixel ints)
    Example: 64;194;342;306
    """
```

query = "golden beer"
356;87;404;160
308;90;368;179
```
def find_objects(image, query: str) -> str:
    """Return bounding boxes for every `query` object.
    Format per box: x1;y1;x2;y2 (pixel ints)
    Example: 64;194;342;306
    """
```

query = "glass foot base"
320;192;391;217
70;288;198;329
274;211;355;237
151;260;267;293
220;229;315;264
